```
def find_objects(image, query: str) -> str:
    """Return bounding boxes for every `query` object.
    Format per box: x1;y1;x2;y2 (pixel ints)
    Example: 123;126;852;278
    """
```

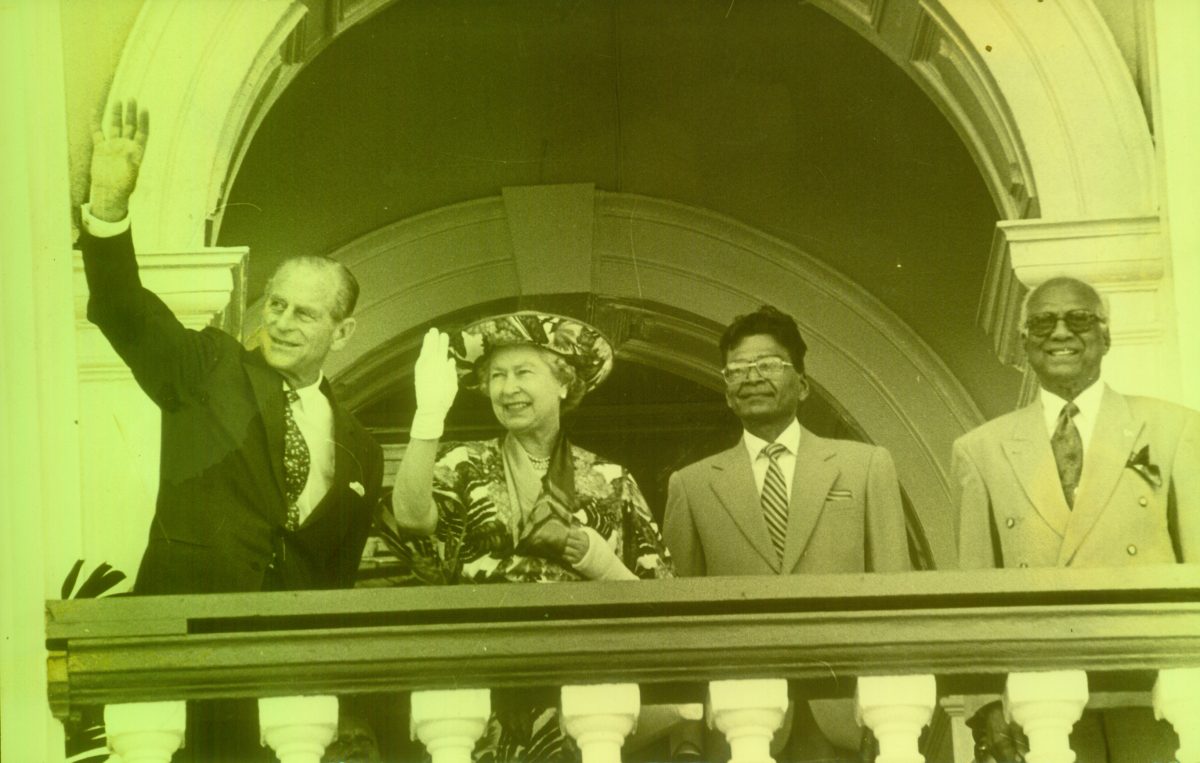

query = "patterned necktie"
1051;401;1082;509
283;387;311;530
760;443;789;560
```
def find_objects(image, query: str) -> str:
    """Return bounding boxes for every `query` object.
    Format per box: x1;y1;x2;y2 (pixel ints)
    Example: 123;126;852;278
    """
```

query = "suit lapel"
781;430;838;573
1002;401;1071;537
1058;388;1141;565
246;354;288;505
708;445;780;572
301;382;364;529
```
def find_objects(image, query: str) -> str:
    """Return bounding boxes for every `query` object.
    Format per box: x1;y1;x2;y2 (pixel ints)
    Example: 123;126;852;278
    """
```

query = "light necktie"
1051;401;1082;509
282;387;311;530
760;442;790;560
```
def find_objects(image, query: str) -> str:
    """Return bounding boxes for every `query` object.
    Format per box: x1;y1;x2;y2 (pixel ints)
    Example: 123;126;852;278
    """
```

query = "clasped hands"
516;492;590;566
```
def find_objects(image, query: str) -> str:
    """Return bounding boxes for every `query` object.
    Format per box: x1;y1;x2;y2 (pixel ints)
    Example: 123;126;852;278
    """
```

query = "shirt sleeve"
80;203;131;237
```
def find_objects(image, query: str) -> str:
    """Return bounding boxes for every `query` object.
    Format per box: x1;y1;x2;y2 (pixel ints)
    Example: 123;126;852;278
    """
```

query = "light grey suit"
664;425;911;577
663;424;910;760
954;385;1200;569
953;384;1199;760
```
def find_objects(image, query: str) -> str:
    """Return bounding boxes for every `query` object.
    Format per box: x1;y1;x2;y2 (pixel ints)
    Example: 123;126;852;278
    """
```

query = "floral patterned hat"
451;311;614;393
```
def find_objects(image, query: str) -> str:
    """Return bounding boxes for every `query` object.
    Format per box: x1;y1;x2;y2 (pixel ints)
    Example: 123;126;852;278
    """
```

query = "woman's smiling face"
484;344;567;437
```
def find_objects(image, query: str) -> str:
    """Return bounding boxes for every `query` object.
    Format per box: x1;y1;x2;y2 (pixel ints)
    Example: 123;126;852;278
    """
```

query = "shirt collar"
1039;379;1103;429
743;418;802;459
284;372;327;409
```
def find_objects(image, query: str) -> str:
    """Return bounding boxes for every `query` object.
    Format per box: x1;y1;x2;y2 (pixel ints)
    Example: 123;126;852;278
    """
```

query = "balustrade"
46;566;1199;762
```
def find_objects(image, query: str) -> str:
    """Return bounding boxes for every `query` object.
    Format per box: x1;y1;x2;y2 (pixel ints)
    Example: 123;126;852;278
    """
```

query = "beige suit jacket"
953;385;1200;569
664;425;911;577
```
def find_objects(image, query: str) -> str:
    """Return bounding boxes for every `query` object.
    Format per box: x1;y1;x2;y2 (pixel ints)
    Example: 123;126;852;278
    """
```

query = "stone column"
258;695;338;763
855;675;937;763
1003;671;1088;763
560;683;640;763
707;679;789;763
104;700;187;763
1153;667;1200;763
410;689;491;763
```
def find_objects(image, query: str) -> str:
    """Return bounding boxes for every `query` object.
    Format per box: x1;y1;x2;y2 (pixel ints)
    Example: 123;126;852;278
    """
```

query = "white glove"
410;328;459;440
571;527;638;581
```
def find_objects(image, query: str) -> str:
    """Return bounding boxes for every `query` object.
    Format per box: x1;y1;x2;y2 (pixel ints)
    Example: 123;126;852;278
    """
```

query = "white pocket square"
349;481;365;497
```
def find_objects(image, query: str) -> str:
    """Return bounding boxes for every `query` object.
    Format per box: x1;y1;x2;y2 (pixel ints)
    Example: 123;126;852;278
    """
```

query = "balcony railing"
46;565;1200;762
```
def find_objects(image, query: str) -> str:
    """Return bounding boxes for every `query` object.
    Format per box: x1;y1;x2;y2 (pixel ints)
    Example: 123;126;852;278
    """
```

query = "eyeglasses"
721;356;794;383
1024;310;1104;338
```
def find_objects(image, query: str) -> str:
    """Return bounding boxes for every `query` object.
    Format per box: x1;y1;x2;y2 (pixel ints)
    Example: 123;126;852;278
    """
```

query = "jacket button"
1005;517;1016;529
1127;544;1138;556
249;560;262;571
1138;496;1149;507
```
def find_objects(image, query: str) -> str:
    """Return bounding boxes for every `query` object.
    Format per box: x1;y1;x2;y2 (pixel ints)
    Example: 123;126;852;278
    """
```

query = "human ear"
330;317;357;352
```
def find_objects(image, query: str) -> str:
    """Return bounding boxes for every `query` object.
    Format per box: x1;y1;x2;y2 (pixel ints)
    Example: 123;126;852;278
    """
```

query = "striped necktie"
761;442;789;560
283;387;311;530
1051;401;1082;509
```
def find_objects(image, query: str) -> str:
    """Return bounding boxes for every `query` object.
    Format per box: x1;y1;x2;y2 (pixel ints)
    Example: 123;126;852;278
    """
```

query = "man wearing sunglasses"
955;275;1199;569
664;305;910;763
953;276;1198;761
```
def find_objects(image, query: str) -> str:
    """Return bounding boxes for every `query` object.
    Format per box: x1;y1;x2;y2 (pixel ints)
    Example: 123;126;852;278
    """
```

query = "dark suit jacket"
82;227;383;594
953;385;1200;569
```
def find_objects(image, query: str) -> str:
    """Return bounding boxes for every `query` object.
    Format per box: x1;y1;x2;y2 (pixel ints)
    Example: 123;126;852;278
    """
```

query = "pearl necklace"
527;453;551;471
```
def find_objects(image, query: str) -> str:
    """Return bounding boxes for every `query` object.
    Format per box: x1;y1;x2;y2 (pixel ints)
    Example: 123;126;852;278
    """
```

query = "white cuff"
572;527;638;581
80;203;131;237
410;409;446;440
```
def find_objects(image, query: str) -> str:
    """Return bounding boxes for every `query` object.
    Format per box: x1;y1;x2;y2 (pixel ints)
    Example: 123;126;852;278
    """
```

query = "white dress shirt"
1039;380;1103;459
288;376;335;524
742;418;802;499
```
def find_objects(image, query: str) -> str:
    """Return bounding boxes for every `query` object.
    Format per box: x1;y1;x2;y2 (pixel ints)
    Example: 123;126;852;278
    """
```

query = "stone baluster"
410;688;491;763
560;683;641;763
103;700;186;763
855;675;937;763
707;679;789;763
258;695;338;763
1004;671;1088;763
1153;667;1200;763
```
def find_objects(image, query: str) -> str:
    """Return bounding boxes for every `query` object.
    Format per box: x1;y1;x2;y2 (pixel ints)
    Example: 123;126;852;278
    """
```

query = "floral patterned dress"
378;437;672;762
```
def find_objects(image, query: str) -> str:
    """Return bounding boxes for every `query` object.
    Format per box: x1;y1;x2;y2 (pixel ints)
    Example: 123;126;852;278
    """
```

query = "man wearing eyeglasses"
663;305;910;763
952;279;1198;759
954;276;1199;570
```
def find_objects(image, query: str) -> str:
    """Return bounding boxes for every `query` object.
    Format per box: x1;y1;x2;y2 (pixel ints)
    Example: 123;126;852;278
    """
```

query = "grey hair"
266;256;360;322
1019;276;1110;336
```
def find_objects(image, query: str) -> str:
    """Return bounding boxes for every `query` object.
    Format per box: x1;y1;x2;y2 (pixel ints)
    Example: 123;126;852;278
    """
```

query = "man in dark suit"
953;275;1195;760
82;99;383;595
663;305;910;762
81;99;383;758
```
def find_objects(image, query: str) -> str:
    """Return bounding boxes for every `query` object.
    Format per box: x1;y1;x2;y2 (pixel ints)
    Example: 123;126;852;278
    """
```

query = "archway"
319;187;977;566
101;0;1172;570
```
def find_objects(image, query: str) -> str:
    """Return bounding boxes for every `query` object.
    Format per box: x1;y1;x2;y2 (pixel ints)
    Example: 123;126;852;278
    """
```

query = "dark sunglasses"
1024;309;1103;338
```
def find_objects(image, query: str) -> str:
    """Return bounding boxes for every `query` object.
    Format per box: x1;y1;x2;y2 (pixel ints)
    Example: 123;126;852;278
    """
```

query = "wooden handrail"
45;566;1200;720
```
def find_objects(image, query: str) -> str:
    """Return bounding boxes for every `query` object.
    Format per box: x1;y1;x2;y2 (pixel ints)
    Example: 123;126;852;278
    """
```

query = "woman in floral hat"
383;311;672;763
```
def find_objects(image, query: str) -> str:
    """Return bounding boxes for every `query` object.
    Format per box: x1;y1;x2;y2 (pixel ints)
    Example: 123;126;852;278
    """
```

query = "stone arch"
103;0;1167;565
323;187;980;567
108;0;1157;245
